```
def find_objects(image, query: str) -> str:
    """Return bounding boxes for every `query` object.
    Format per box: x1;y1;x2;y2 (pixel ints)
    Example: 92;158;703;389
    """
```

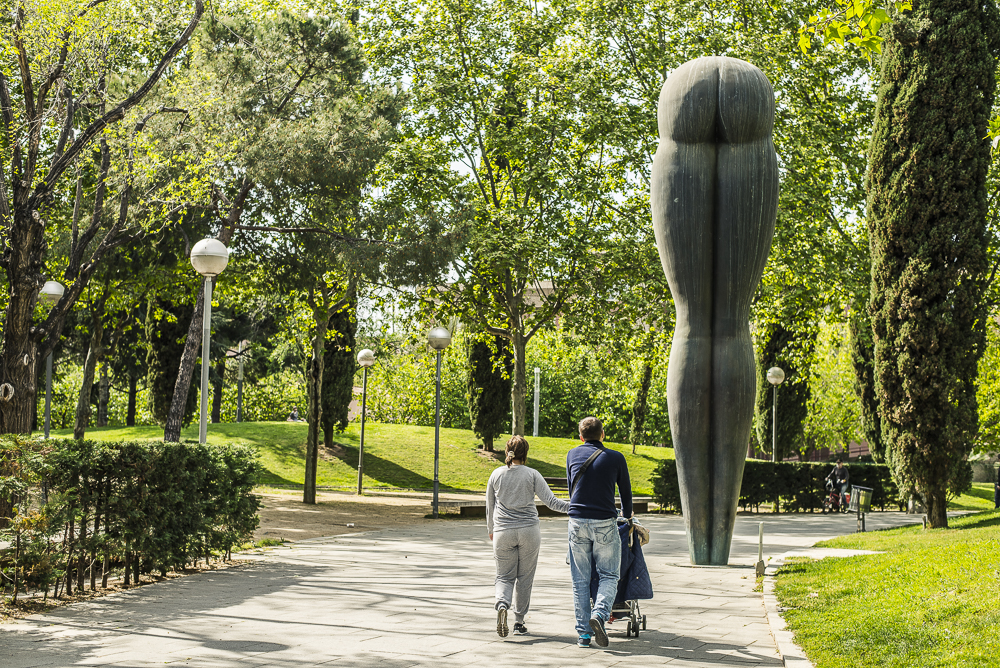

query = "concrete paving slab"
1;512;921;667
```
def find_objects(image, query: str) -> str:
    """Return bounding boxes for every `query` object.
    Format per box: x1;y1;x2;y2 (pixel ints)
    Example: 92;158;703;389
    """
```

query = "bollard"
755;522;765;578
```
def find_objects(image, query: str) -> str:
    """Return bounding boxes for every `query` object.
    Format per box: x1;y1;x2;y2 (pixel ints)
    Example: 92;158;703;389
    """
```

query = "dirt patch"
255;490;467;542
319;441;348;460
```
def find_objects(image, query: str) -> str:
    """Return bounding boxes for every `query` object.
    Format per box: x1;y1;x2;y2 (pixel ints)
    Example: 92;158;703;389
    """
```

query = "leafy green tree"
867;0;1000;527
466;332;512;452
0;0;204;435
805;322;865;455
575;0;876;455
366;0;624;436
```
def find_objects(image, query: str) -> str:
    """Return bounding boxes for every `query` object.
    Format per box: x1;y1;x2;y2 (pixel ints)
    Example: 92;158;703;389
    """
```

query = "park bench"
435;496;651;517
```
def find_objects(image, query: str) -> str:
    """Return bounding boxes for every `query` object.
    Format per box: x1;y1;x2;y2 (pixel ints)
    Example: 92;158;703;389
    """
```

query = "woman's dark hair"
505;435;530;467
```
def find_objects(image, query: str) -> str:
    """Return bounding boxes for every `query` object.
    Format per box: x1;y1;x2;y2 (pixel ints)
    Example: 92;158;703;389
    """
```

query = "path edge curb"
761;557;815;668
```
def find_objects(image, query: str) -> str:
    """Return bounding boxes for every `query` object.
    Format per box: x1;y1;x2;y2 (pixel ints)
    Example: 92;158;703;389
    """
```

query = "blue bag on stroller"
589;518;652;637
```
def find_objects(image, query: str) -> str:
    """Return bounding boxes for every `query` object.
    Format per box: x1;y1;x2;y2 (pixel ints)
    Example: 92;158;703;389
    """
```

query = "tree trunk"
97;363;109;427
74;316;105;439
126;372;138;426
509;331;528;436
211;358;225;423
926;486;948;529
304;313;328;505
164;286;205;442
0;267;44;435
163;184;247;442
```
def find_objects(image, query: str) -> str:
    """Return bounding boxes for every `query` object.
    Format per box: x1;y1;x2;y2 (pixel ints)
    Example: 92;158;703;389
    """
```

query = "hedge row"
0;438;261;601
652;459;904;513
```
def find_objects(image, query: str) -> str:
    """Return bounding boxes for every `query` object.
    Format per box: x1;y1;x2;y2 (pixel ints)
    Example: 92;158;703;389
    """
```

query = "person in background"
827;458;850;511
566;416;632;649
486;436;570;638
994;468;1000;510
287;407;300;422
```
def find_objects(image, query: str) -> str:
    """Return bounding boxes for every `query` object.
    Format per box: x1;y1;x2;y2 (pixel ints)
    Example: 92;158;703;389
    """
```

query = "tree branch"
37;0;205;205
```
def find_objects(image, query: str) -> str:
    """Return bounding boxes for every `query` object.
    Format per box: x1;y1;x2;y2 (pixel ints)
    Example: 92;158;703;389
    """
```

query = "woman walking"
486;435;570;637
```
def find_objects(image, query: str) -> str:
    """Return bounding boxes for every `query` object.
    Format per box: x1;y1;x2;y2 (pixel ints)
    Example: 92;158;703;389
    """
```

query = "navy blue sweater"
566;441;633;519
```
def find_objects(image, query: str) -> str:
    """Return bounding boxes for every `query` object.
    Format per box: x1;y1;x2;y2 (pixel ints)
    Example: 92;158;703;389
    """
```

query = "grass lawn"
54;422;674;495
948;482;996;510
775;510;1000;668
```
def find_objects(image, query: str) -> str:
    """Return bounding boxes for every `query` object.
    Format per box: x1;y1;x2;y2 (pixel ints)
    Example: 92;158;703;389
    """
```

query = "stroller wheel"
642;615;647;630
626;622;634;637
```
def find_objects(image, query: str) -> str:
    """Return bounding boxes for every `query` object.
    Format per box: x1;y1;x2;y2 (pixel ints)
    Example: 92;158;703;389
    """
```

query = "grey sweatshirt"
486;464;570;534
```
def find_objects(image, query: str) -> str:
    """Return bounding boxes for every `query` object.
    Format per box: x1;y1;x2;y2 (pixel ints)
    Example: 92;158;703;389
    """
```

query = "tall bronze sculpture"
651;57;779;565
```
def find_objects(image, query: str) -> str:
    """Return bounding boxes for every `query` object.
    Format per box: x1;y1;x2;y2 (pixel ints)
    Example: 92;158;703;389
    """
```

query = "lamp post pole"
772;385;778;463
427;327;452;519
199;276;213;443
533;367;540;438
356;349;376;495
236;342;244;423
766;366;785;463
190;239;230;444
44;353;53;438
39;281;65;439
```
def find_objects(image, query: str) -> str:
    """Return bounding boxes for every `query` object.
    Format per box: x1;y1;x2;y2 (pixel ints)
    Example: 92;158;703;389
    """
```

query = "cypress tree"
322;302;357;448
467;333;512;451
867;0;999;527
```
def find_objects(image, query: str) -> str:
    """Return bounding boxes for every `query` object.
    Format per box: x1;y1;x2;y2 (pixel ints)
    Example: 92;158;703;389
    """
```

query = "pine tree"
467;334;512;451
867;0;999;527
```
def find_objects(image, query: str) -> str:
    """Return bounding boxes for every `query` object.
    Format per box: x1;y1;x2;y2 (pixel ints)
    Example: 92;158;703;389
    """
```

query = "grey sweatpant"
493;524;542;623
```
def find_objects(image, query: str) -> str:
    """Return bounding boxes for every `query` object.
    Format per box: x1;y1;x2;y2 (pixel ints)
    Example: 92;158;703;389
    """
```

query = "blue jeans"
568;517;621;636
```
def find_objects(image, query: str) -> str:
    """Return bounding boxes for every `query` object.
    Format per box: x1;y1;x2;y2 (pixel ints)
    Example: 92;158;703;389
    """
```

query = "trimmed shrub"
0;437;260;600
652;459;905;513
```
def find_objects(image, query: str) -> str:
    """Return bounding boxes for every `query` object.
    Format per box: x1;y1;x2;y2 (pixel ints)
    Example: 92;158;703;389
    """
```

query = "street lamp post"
236;341;245;423
766;366;785;462
427;327;452;518
39;281;64;439
356;348;376;495
190;239;229;444
533;367;540;438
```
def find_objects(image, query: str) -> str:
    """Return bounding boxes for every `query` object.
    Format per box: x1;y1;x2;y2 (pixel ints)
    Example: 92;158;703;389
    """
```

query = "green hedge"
652;459;904;513
0;437;261;601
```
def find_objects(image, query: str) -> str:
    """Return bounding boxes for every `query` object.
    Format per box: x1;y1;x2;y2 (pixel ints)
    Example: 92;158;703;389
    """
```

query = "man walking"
566;416;633;648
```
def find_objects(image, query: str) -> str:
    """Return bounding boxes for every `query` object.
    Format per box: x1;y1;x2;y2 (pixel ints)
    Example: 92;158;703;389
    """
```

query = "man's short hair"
579;416;603;441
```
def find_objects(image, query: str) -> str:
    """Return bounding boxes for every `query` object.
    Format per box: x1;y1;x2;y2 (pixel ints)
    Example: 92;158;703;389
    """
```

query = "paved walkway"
1;512;920;668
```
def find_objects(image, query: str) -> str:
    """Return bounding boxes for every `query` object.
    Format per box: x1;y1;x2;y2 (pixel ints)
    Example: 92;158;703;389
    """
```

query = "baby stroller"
589;517;653;638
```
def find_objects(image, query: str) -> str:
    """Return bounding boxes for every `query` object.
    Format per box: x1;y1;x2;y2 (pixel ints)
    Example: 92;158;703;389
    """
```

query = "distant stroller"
589;517;653;638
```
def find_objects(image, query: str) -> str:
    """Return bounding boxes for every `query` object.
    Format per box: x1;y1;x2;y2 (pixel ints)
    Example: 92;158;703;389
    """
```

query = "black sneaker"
512;623;527;635
589;616;609;647
577;635;591;648
496;607;509;637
